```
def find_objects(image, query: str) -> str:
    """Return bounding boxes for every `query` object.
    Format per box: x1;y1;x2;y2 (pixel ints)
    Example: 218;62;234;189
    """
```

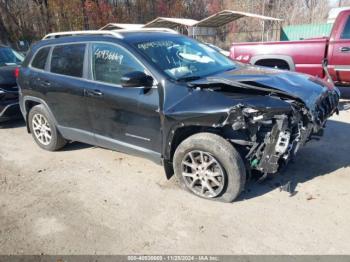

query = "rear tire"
173;132;246;202
28;105;66;151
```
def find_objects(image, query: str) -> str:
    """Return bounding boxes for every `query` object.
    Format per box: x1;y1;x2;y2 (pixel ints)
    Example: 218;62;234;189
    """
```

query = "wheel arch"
167;126;222;161
22;96;58;133
163;125;223;179
250;55;295;71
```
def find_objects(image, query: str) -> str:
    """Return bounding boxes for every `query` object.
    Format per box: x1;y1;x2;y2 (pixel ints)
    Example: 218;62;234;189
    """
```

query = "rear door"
85;42;161;160
328;14;350;83
43;43;96;141
25;46;51;96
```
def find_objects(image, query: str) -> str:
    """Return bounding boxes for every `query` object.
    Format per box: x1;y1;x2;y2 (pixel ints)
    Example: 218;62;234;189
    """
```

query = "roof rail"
42;30;123;40
112;28;179;34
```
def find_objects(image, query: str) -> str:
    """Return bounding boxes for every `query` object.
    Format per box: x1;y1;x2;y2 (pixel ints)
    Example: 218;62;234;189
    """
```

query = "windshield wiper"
176;76;201;82
224;66;236;72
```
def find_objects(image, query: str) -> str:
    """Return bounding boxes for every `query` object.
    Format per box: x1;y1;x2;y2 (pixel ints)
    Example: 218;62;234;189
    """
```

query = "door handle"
84;89;103;97
340;46;350;52
38;79;51;87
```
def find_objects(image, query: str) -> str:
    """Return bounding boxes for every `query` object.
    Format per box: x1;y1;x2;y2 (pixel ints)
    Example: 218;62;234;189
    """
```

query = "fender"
250;55;296;71
21;95;59;132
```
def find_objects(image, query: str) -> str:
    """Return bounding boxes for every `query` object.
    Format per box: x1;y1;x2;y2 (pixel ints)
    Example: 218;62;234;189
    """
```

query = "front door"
329;15;350;83
85;42;161;161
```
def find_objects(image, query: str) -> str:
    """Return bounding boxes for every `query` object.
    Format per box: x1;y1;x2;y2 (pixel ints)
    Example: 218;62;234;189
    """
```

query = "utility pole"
262;0;266;42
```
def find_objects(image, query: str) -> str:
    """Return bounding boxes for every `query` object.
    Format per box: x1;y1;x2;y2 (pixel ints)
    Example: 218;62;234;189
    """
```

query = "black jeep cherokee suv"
18;30;339;202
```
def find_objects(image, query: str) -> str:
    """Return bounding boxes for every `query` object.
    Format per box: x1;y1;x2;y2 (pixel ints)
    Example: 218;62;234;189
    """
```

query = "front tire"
173;132;246;202
28;105;67;151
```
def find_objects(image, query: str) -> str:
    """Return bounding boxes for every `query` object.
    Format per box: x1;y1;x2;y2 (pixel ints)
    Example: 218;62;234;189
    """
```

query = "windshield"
134;36;236;81
0;47;24;66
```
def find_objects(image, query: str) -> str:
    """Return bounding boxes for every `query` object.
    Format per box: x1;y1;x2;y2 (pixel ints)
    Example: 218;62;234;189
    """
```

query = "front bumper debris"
230;89;339;176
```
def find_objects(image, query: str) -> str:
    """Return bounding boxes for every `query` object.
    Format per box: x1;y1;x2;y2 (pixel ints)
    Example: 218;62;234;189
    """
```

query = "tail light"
14;67;20;78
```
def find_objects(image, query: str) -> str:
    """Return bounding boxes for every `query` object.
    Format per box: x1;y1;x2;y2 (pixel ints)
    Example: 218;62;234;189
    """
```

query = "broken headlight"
275;131;291;154
242;107;273;125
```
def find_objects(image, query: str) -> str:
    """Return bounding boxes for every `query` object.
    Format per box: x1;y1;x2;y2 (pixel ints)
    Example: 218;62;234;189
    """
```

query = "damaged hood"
190;65;340;111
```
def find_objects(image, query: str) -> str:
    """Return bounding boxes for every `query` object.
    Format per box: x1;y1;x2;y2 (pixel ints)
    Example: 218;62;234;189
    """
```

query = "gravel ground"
0;100;350;255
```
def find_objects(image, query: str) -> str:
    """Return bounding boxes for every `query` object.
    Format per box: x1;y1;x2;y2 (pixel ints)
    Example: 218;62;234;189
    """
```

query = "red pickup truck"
230;10;350;85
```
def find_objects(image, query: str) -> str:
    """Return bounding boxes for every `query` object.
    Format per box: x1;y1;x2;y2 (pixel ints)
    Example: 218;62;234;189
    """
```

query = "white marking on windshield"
137;41;174;50
94;49;124;64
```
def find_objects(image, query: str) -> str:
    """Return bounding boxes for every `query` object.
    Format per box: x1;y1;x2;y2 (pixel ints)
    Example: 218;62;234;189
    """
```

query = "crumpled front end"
223;88;339;176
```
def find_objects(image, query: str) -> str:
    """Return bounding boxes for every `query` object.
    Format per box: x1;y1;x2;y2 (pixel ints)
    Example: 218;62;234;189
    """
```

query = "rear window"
31;47;50;70
50;44;85;77
341;17;350;39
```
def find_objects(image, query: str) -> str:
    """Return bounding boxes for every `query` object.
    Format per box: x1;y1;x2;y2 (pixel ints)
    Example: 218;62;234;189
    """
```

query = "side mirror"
121;71;154;88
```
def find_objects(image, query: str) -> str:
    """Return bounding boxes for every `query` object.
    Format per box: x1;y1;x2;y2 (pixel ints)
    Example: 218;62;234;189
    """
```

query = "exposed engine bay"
191;78;340;178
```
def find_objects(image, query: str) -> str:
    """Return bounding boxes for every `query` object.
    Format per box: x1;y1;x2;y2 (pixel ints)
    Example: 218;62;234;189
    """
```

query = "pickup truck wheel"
173;133;246;202
28;105;67;151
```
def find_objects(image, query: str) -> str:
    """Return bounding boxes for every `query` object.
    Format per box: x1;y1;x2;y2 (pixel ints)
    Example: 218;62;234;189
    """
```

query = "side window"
50;44;85;77
31;47;50;70
341;16;350;39
92;43;145;85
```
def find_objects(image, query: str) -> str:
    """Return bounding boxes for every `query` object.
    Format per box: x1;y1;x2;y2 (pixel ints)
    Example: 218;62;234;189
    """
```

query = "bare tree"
0;0;335;48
